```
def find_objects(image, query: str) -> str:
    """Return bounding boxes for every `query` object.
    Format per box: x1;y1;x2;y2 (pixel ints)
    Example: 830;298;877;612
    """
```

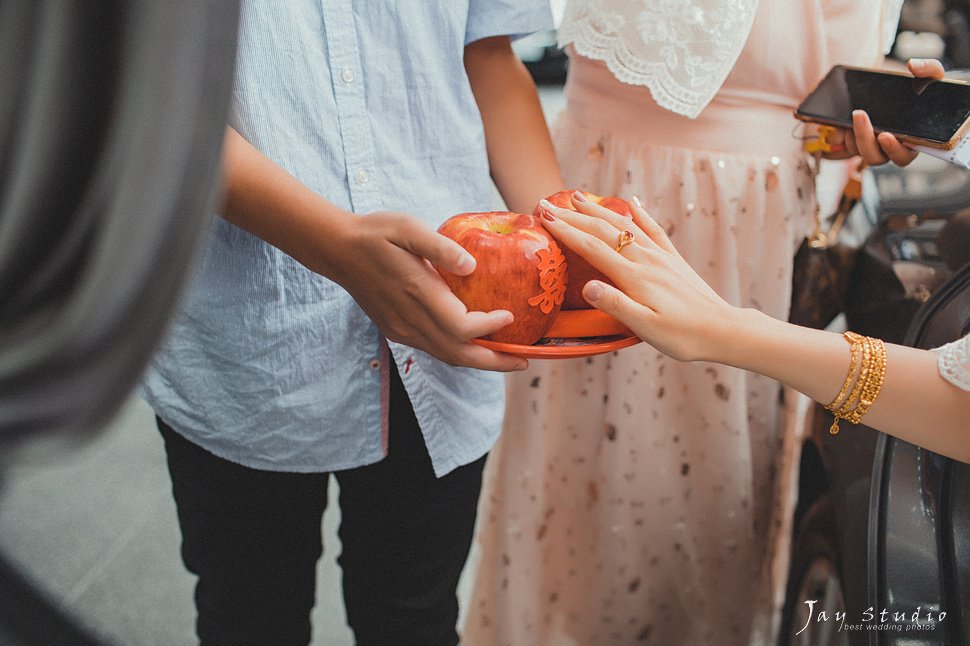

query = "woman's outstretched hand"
538;192;970;462
537;193;737;362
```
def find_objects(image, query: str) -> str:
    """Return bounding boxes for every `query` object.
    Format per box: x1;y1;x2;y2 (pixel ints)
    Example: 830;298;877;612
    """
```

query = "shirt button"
340;67;355;84
368;359;380;370
355;169;369;185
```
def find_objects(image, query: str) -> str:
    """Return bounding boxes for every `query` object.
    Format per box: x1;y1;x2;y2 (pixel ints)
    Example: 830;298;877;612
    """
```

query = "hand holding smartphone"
796;65;970;150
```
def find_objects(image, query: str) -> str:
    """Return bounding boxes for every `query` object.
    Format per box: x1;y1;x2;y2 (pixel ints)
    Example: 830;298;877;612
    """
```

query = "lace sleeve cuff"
934;335;970;391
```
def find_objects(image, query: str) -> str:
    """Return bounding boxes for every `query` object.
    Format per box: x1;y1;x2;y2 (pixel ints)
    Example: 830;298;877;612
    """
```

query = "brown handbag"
789;160;865;330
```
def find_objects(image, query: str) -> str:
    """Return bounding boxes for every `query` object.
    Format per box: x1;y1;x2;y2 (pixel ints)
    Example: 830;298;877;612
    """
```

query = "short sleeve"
465;0;554;45
881;0;905;55
933;334;970;391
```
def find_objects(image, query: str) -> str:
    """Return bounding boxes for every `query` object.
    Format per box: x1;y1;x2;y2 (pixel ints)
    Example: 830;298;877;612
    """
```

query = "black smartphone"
795;65;970;149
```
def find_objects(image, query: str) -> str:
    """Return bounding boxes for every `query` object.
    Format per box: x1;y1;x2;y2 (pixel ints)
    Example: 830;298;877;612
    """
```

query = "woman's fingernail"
572;190;588;203
631;195;643;208
585;281;604;302
538;200;556;220
911;59;927;73
515;360;528;371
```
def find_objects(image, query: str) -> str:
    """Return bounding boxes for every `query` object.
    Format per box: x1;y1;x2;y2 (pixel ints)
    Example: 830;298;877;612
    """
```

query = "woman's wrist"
701;306;777;367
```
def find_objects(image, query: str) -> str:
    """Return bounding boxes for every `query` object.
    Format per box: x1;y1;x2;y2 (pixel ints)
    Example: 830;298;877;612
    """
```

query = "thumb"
394;219;476;276
583;280;644;330
908;58;945;79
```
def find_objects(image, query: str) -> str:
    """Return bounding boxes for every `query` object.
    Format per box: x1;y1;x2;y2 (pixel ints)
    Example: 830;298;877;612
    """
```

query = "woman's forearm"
714;308;969;461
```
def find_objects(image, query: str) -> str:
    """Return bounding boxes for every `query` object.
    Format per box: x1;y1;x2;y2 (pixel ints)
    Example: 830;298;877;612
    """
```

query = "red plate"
544;309;631;338
472;333;641;359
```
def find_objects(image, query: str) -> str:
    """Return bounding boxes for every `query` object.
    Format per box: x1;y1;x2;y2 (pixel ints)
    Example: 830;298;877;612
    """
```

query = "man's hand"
220;127;526;372
325;211;528;371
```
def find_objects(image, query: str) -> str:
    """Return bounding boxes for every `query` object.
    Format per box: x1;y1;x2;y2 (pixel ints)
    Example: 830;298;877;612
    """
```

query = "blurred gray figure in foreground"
0;2;238;643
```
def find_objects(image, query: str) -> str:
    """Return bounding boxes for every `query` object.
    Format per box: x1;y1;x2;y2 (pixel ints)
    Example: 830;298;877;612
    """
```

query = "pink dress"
465;1;901;644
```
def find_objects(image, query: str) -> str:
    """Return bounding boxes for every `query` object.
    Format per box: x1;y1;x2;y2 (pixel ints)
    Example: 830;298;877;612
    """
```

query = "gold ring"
614;230;635;253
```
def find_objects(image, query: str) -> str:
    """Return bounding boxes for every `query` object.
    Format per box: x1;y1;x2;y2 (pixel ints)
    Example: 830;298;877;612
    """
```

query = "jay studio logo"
795;600;947;635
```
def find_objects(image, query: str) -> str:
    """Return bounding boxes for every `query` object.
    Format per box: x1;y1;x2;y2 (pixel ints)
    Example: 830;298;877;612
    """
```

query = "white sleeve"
933;334;970;391
882;0;905;55
465;0;554;45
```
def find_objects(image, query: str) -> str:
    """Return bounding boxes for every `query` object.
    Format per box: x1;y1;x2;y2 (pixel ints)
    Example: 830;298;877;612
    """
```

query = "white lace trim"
559;0;904;119
935;334;970;391
559;0;758;119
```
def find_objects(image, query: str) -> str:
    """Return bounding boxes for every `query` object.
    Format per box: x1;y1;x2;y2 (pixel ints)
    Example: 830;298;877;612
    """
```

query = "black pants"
158;367;486;646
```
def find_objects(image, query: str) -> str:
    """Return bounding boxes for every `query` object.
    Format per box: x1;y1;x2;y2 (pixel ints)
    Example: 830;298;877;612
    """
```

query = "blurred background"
2;1;969;645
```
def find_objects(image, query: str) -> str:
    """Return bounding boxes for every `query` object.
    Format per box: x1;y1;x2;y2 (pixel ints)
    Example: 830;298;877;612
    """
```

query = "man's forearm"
220;127;352;279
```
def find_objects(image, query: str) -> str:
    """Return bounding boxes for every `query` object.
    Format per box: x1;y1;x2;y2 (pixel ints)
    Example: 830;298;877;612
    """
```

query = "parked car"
779;107;970;646
869;264;970;645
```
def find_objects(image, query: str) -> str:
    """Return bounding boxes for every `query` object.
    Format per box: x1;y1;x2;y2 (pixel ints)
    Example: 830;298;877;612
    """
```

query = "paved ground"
0;84;567;646
1;397;347;646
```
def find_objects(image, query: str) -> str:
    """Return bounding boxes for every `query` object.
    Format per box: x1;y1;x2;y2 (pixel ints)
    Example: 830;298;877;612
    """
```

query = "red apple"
538;190;632;310
436;211;567;345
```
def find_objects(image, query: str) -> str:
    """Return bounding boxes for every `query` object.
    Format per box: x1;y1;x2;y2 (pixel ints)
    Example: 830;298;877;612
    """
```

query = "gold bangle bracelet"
842;335;876;424
827;333;888;434
829;332;867;435
849;337;887;424
826;331;863;412
835;335;871;413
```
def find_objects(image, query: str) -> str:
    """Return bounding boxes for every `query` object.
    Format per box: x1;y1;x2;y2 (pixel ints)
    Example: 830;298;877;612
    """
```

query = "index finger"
420;272;518;341
408;290;528;371
851;110;889;165
539;198;648;250
570;191;637;231
537;207;637;280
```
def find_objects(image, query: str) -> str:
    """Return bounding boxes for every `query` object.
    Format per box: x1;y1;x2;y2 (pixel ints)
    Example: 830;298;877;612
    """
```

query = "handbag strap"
826;160;865;240
807;151;866;249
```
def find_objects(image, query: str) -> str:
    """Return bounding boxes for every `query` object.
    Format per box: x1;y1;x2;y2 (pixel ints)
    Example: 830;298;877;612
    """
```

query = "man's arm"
464;36;564;214
219;127;526;371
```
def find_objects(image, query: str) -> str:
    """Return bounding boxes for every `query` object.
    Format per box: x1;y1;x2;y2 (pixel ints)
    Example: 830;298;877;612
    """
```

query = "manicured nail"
910;59;927;73
538;199;556;220
631;195;643;208
514;360;528;371
585;281;604;302
572;190;588;202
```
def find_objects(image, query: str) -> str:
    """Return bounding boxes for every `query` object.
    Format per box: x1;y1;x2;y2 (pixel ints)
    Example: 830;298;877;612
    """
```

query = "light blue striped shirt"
141;0;553;476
